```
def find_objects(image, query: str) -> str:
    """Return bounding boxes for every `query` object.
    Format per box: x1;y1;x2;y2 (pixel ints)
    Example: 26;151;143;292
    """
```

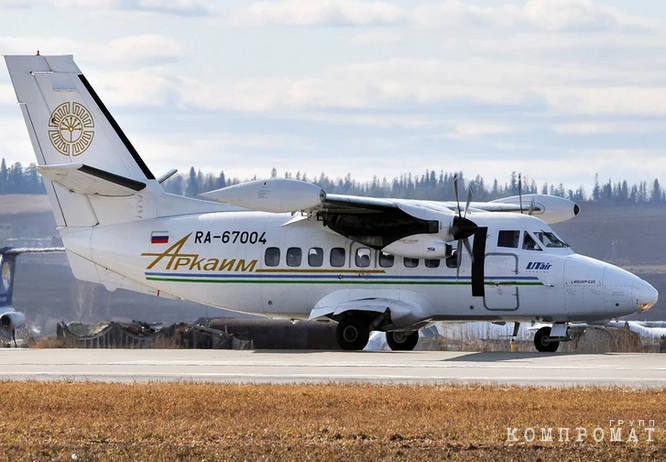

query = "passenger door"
484;253;520;310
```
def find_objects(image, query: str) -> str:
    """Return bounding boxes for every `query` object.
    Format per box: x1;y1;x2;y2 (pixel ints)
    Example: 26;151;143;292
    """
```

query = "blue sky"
2;0;666;195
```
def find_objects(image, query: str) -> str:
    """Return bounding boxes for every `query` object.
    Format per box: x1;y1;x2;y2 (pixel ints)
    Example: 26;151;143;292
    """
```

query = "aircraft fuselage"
60;210;655;329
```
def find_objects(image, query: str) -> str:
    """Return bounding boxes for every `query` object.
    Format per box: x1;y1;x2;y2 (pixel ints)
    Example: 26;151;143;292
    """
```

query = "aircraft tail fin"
4;54;158;228
0;250;18;307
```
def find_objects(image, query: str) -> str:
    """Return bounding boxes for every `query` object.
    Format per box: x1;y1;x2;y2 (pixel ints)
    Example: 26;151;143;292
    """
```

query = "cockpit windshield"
534;230;569;248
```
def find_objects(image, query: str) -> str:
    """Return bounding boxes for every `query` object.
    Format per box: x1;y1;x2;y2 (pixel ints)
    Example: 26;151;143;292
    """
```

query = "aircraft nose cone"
634;279;658;312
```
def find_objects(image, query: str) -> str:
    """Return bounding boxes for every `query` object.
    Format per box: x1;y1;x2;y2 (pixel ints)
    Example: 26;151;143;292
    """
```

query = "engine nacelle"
489;194;580;224
199;178;325;213
0;311;25;331
382;235;449;259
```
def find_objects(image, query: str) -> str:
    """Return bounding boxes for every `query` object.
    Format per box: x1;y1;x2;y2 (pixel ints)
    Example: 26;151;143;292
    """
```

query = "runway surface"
1;349;665;387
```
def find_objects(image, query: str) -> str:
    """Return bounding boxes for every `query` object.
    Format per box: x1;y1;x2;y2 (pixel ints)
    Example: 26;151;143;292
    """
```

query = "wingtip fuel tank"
200;178;325;213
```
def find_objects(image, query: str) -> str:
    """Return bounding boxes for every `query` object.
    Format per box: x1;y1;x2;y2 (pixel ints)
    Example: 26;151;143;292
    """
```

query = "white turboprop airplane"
0;246;64;343
4;54;658;352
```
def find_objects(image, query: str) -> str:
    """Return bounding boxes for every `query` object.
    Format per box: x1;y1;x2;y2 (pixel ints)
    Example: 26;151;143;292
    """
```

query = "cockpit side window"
522;232;542;251
535;231;569;248
498;230;520;248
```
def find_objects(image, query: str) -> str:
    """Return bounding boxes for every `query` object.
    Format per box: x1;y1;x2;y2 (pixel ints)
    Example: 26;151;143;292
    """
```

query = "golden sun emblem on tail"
48;102;95;156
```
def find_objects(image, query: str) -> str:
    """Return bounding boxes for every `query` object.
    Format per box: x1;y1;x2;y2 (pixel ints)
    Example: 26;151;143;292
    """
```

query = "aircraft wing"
201;180;454;250
200;179;578;253
201;179;579;227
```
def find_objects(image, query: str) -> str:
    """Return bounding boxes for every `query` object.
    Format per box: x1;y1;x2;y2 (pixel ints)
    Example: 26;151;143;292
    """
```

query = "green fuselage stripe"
145;277;543;286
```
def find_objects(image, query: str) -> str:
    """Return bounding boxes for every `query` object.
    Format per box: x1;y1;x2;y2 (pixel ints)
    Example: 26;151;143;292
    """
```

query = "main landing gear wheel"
386;331;419;351
336;316;370;351
534;326;560;352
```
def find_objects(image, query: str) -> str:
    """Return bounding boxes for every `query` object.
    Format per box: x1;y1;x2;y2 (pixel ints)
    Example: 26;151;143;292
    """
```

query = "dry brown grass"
0;382;663;461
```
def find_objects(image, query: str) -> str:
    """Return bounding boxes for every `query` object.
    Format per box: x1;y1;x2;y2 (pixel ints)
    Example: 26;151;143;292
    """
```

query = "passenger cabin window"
522;232;542;251
308;247;324;267
534;231;569;248
330;247;346;267
286;247;302;267
379;253;394;268
498;230;520;248
425;259;440;269
265;247;280;267
404;258;419;268
355;248;371;268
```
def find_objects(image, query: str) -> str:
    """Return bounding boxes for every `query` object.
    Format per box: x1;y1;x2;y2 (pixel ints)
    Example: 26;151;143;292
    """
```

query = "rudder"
4;54;156;228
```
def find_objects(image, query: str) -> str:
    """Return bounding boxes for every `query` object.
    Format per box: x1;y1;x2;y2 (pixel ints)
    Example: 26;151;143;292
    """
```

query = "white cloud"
92;68;181;107
179;75;368;112
349;30;403;46
229;0;658;31
303;113;448;129
230;0;407;26
178;58;586;112
552;122;666;135
0;85;16;106
449;122;516;139
536;87;666;116
0;0;31;7
522;0;655;31
133;130;313;172
0;35;183;64
411;0;658;31
106;35;185;62
53;0;216;16
0;116;36;166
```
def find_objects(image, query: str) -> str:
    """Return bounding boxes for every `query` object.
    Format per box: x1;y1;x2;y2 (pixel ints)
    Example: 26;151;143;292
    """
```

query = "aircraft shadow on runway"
441;351;596;362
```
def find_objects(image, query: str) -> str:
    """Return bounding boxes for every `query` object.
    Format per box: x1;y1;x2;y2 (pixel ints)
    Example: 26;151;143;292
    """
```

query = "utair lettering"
141;233;257;273
526;261;552;271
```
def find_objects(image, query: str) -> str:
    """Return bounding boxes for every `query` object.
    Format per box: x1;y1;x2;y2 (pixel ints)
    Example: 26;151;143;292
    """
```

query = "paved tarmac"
1;349;665;387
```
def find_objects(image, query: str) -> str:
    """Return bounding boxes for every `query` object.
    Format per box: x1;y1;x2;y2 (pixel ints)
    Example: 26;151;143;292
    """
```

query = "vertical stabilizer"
4;55;156;228
0;251;17;307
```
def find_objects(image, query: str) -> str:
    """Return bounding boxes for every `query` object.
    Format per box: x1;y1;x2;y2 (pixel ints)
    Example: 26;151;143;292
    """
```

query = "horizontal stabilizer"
37;163;146;197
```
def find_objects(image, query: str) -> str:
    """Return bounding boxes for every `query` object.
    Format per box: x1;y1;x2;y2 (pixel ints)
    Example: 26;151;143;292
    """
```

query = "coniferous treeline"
0;159;44;194
1;157;665;203
162;167;658;204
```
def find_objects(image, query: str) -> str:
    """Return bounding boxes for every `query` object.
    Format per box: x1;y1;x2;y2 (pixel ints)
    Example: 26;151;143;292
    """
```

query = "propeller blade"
462;237;474;264
454;174;461;217
528;198;536;215
456;238;462;279
464;187;473;219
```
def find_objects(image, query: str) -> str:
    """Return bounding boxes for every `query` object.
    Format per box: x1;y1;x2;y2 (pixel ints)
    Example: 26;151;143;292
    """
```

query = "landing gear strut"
534;326;560;352
386;331;419;351
336;315;370;350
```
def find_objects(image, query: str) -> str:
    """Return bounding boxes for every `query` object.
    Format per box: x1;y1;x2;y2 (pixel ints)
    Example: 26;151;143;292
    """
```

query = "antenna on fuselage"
518;173;536;215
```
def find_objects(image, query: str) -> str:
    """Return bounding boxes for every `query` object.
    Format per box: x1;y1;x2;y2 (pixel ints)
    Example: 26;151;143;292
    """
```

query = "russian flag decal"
151;231;169;244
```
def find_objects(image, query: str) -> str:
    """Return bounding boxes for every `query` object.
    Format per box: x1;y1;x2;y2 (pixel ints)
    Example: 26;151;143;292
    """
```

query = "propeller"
452;175;478;277
451;175;487;297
